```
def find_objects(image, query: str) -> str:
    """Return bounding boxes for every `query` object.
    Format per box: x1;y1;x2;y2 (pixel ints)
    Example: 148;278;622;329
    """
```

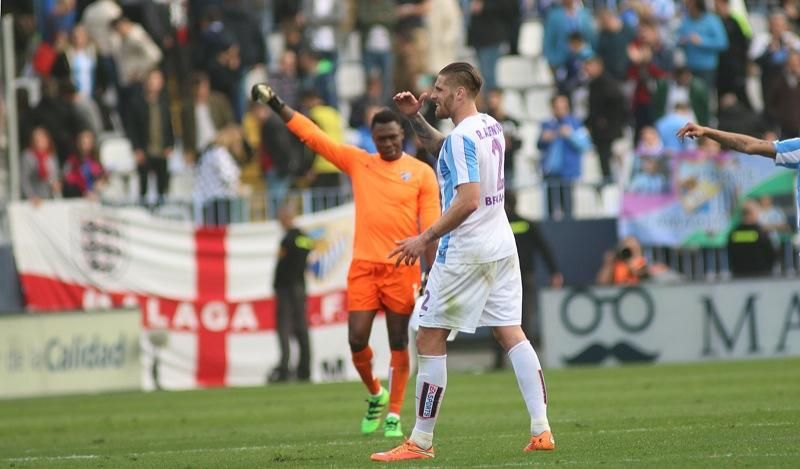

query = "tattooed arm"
394;91;445;156
676;123;776;158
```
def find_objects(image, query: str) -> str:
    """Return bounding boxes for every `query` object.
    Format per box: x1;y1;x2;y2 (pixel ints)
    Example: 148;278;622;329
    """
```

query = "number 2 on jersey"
491;138;505;190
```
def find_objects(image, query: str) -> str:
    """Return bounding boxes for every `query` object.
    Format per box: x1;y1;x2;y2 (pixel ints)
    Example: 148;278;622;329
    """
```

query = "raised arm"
676;123;776;158
252;83;355;172
393;91;445;156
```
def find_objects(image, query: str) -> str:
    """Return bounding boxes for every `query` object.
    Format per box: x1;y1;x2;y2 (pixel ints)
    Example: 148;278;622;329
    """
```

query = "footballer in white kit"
375;62;554;462
419;113;522;333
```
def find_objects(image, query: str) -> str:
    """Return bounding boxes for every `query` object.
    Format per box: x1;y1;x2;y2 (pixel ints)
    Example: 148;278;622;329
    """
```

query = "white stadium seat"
336;62;366;102
516;186;545;220
517;21;543;57
573;184;602;219
501;89;526;121
98;136;137;200
496;56;537;90
525;88;552;121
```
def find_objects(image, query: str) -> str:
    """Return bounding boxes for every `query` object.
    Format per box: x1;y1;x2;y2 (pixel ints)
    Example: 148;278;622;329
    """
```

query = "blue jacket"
538;116;591;180
543;6;596;68
677;13;728;72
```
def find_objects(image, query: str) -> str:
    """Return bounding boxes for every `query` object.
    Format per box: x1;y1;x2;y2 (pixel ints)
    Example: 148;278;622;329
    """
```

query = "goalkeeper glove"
251;83;286;113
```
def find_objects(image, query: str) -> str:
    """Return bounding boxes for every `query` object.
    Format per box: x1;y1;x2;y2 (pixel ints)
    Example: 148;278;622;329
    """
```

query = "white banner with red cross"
9;200;393;389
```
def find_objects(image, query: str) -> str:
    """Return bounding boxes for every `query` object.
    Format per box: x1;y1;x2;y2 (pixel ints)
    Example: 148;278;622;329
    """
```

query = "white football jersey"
435;113;517;264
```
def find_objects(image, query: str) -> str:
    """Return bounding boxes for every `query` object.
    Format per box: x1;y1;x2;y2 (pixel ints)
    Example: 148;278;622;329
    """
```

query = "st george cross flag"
9;200;393;390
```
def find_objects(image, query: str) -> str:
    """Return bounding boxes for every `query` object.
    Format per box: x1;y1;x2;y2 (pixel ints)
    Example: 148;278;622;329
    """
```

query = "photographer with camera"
596;236;661;285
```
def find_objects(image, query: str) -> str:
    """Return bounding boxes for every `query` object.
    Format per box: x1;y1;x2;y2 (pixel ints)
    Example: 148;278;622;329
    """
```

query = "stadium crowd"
0;1;797;234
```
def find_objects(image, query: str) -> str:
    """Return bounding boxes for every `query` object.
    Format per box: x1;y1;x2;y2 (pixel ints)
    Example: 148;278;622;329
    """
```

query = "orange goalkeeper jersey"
287;113;440;264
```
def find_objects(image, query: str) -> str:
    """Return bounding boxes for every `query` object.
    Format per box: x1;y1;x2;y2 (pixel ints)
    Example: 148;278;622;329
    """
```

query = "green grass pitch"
1;358;799;468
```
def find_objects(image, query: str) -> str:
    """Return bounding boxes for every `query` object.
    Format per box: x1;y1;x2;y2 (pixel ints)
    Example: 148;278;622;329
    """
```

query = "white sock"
508;340;550;436
410;354;447;449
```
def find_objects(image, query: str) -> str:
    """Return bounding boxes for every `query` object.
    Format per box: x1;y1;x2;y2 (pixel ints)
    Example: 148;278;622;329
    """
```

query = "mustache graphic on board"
564;342;659;365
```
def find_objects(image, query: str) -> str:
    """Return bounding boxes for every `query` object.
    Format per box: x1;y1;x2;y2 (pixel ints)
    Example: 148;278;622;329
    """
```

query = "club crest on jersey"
400;171;411;182
419;382;443;418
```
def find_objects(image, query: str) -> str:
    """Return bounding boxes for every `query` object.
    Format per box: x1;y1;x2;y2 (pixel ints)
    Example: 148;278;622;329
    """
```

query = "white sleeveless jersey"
435;113;517;264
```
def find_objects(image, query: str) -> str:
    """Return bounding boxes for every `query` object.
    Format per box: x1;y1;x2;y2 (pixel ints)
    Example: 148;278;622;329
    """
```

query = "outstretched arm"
252;83;355;172
393;91;445;156
676;123;776;158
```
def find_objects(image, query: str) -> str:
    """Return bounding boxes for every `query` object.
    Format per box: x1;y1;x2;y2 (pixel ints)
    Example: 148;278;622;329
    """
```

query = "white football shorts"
416;255;522;334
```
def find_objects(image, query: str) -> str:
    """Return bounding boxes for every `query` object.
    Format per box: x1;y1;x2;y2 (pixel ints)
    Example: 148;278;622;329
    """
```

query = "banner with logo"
619;151;795;247
0;309;140;399
540;280;800;368
9;200;394;390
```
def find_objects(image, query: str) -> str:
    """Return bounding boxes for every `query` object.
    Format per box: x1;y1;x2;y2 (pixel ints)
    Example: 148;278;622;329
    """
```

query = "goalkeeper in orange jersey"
252;83;440;437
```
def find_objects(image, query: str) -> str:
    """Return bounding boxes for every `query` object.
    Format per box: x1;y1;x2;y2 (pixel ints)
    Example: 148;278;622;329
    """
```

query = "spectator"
714;0;752;108
222;0;267;70
655;102;695;153
627;19;672;141
298;49;337;108
654;67;710;126
727;200;775;278
718;93;765;137
52;25;104;102
394;0;431;92
21;127;61;202
62;129;105;198
350;74;387;129
596;8;636;82
493;191;563;368
261;106;307;217
269;202;313;383
302;0;345;68
128;69;174;204
110;15;162;121
81;0;121;59
183;71;236;161
596;236;664;285
556;32;594;98
271;50;301;110
467;0;517;94
427;0;462;80
543;0;595;74
353;106;382;154
33;79;89;166
628;156;668;194
636;126;667;158
758;195;790;247
584;55;627;184
767;51;800;138
749;12;800;114
206;41;244;120
538;94;591;219
47;0;78;44
676;0;728;88
355;0;396;103
485;88;522;188
194;126;243;226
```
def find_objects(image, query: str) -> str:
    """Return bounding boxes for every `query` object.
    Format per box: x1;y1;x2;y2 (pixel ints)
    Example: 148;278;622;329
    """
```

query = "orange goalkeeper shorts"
347;260;420;314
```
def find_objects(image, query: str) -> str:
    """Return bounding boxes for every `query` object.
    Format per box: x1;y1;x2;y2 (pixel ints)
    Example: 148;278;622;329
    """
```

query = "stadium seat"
496;56;537;90
581;152;603;184
98;136;137;200
267;33;285;70
336;62;366;102
532;56;554;87
517;21;543;57
15;76;41;106
501;89;526;121
601;184;621;216
524;88;552;121
573;184;602;219
516;186;545;220
340;31;362;62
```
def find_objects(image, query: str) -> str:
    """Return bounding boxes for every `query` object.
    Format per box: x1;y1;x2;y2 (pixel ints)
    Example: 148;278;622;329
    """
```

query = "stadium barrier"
540;279;800;368
8;199;394;389
0;308;141;399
